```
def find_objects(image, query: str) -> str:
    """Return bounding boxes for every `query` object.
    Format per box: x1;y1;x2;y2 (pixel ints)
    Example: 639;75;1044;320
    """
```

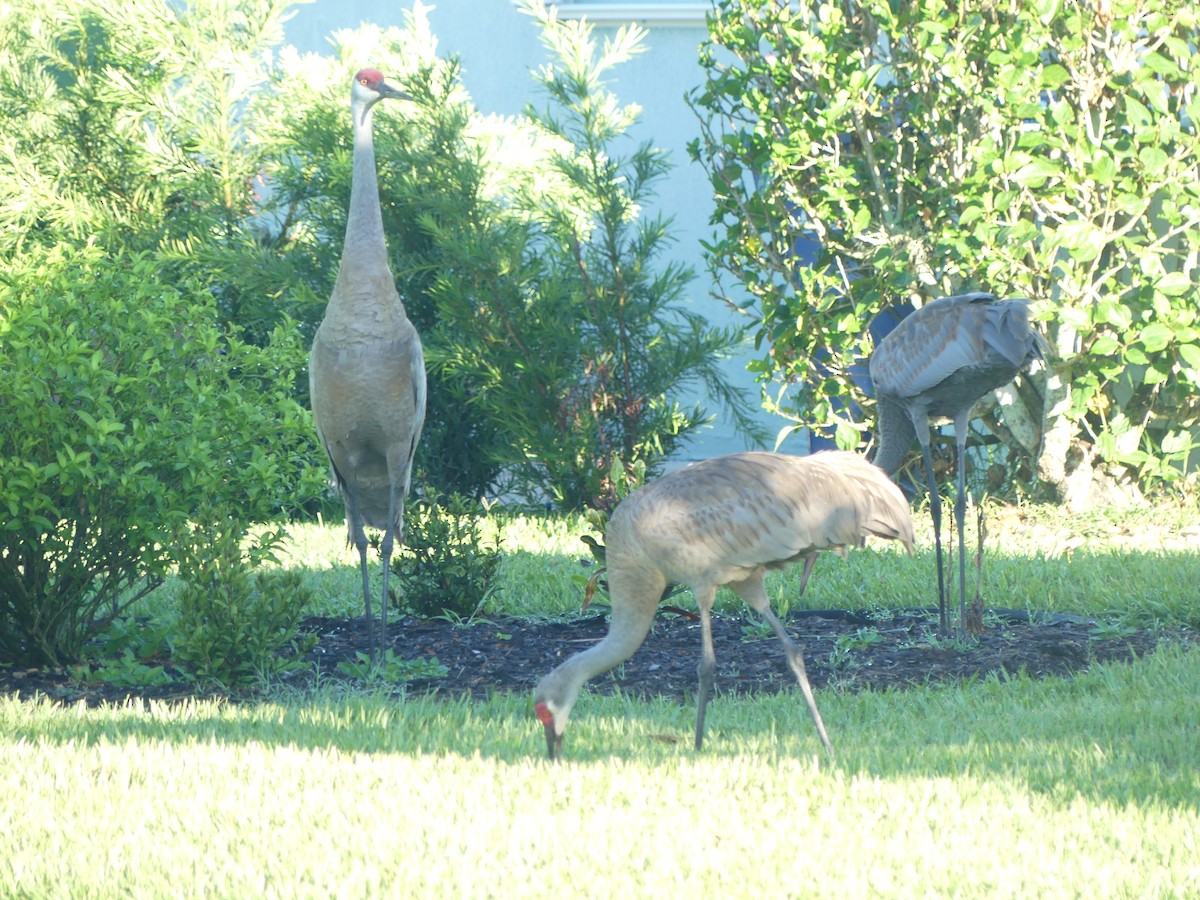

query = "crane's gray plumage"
534;451;915;760
870;292;1042;637
309;68;426;660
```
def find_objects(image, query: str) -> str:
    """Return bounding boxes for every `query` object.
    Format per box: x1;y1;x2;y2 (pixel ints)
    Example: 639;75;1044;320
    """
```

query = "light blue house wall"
285;1;787;464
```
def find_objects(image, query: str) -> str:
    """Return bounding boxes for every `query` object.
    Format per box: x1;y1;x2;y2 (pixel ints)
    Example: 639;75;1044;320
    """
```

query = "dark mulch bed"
0;605;1184;709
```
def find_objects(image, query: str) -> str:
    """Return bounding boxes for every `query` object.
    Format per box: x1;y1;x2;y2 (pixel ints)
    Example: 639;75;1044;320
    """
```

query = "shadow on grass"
4;641;1197;811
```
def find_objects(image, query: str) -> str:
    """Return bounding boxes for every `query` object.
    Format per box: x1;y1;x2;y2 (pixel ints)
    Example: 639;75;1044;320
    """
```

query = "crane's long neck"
539;634;637;716
873;397;917;476
338;103;393;285
535;570;659;733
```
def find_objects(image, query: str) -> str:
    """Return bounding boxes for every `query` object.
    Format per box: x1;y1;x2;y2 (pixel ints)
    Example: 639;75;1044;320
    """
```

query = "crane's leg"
797;552;819;596
974;506;986;604
377;482;405;657
732;576;834;758
965;504;987;635
693;585;719;751
952;412;971;642
914;422;948;634
344;490;377;662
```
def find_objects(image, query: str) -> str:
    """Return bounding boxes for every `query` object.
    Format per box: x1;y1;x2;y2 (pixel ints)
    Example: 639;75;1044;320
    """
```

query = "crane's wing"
870;295;989;399
871;294;1040;401
613;452;913;582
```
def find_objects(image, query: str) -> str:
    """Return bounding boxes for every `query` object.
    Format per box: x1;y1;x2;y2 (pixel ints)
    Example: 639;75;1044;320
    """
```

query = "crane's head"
534;669;586;762
534;698;566;761
350;67;412;120
534;651;591;760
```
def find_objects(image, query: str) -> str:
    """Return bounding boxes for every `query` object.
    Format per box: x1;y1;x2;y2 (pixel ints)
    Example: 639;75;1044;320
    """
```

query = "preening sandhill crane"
309;68;426;661
869;292;1042;638
534;451;915;761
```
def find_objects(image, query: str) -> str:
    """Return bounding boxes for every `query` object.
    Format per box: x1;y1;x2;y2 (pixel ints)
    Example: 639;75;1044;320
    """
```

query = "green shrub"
335;649;448;684
0;0;306;349
391;494;502;621
77;650;175;690
77;615;175;688
173;520;313;688
0;246;321;665
690;0;1200;498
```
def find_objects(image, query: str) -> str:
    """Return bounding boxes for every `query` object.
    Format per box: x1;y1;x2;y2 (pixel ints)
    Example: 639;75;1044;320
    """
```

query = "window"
542;2;709;24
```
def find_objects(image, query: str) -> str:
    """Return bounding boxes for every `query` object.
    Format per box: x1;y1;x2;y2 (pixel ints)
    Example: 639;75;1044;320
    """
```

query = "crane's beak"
363;81;412;118
535;701;562;761
544;721;562;761
376;80;412;103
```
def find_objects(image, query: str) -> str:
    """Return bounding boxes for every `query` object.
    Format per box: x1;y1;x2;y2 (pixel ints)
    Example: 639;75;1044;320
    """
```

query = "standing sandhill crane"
309;68;426;661
534;451;915;761
869;292;1042;638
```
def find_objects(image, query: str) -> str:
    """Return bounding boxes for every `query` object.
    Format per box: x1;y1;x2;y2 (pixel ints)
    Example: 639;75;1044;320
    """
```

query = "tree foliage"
690;0;1200;501
0;0;323;666
0;0;300;347
0;0;758;663
0;248;319;665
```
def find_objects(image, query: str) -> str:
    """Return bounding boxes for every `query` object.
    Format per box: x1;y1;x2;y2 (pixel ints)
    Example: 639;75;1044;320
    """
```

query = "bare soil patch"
0;606;1181;708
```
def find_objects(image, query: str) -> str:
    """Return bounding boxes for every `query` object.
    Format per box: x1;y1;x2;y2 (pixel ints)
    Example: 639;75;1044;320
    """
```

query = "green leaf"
1011;157;1060;187
1059;306;1092;332
1155;271;1193;297
1177;343;1200;370
1139;322;1173;353
1160;429;1194;455
1125;346;1149;365
1138;146;1169;175
1040;64;1070;89
834;420;859;450
1140;51;1181;79
1096;299;1133;330
1054;221;1101;260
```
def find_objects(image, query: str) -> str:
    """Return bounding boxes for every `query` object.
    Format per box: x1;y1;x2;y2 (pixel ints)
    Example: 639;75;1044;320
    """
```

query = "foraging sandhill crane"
534;451;915;760
309;68;426;660
869;292;1042;638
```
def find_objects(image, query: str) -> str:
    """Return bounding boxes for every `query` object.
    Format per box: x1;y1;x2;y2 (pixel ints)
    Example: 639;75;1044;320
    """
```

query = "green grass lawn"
3;499;1198;897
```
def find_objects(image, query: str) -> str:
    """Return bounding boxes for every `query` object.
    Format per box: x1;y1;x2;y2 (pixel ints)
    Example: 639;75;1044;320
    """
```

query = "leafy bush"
493;2;761;505
77;650;175;690
173;520;313;688
390;494;502;621
0;246;321;665
77;615;175;688
690;0;1200;500
335;649;448;684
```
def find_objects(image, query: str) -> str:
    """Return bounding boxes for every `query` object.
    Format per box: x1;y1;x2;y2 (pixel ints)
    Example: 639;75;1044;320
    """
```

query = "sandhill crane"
309;68;426;660
869;292;1042;638
534;451;915;760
